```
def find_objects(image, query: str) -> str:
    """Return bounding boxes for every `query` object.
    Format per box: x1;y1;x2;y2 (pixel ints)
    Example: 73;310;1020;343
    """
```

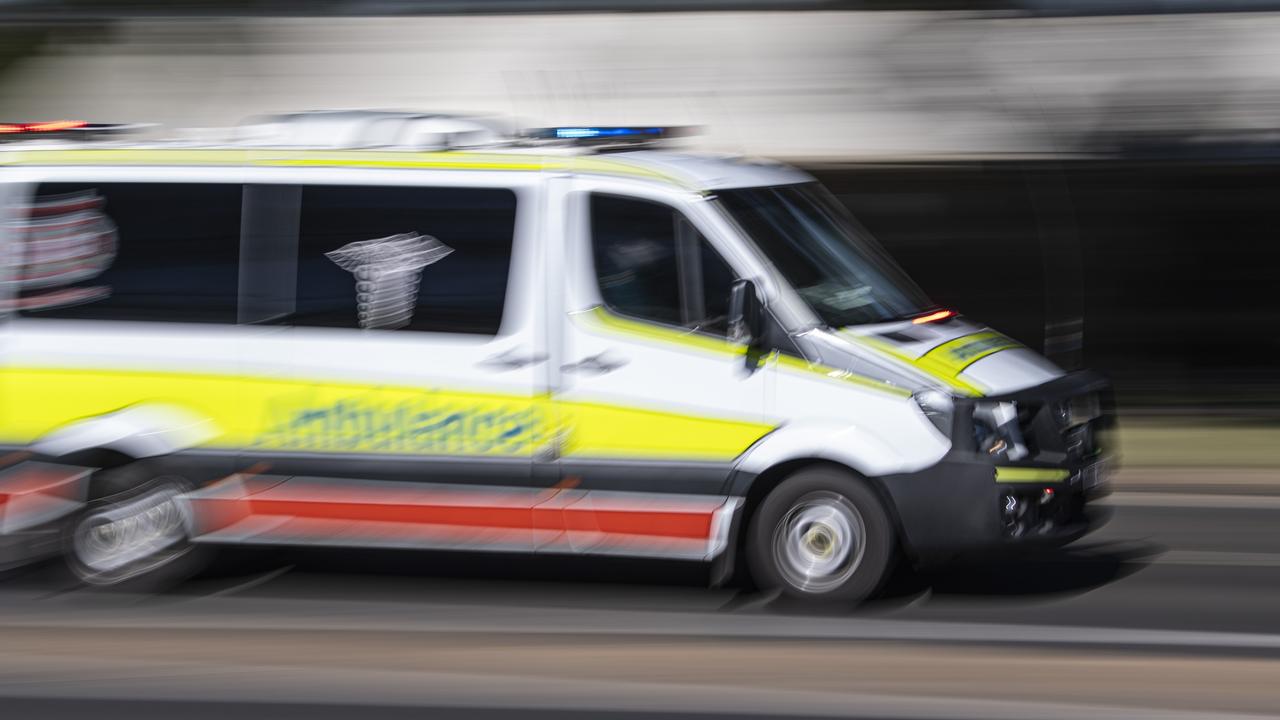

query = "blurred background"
3;2;1280;719
7;1;1280;414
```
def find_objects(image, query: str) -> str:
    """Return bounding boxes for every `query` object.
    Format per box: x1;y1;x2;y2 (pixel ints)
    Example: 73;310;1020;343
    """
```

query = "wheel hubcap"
773;492;866;593
73;484;191;580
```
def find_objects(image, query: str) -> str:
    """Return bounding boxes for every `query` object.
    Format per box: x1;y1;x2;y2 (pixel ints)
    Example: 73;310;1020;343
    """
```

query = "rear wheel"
64;461;208;589
747;467;895;604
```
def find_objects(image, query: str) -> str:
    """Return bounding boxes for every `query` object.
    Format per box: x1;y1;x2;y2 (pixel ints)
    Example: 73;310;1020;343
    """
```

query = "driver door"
545;183;771;559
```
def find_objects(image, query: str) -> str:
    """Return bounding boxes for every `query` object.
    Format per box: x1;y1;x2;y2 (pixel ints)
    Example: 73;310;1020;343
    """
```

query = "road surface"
1;486;1279;719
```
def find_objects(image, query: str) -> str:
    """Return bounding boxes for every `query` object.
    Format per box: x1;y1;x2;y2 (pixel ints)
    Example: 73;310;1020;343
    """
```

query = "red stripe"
188;479;721;542
248;498;534;531
227;517;532;545
576;508;713;540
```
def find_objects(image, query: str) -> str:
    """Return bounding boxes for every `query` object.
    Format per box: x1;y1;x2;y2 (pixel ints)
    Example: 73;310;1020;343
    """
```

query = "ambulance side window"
289;185;516;335
13;182;242;324
590;194;736;336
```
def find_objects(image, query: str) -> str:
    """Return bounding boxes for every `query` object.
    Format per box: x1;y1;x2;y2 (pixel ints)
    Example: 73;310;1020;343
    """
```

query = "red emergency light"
0;120;88;134
911;309;957;325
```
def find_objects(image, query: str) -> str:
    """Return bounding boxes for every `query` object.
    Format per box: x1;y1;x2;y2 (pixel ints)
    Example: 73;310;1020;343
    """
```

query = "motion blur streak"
1;2;1280;719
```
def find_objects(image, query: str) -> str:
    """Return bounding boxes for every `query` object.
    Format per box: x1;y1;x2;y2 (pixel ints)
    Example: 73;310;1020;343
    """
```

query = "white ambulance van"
0;113;1113;601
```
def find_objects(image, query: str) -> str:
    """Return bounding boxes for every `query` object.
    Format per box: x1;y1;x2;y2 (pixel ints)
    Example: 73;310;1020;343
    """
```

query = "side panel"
0;167;749;564
183;474;739;561
0;170;550;555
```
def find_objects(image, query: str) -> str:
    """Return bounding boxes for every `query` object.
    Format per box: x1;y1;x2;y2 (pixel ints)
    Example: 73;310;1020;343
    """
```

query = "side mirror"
728;279;766;351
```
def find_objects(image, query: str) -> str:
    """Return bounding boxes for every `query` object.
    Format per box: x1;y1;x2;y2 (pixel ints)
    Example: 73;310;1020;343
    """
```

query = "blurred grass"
1118;418;1280;468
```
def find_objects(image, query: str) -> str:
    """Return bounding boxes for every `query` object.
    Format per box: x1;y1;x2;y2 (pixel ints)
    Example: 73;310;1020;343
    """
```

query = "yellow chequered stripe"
844;333;993;397
918;331;1020;378
578;308;911;398
558;399;773;462
0;365;769;463
1;148;693;189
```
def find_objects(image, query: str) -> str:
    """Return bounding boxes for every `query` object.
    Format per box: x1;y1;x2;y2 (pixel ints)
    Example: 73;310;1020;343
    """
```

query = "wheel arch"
26;404;222;499
29;403;218;465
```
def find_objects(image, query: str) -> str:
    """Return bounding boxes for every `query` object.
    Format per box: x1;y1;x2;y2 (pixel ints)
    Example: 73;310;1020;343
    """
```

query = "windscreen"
715;183;932;327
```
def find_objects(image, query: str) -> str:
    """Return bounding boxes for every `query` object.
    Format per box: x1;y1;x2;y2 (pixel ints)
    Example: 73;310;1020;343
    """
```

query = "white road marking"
1103;492;1280;510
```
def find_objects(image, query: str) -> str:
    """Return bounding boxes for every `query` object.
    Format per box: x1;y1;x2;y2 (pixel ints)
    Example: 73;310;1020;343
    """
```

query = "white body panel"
746;370;949;477
963;347;1062;392
31;403;217;459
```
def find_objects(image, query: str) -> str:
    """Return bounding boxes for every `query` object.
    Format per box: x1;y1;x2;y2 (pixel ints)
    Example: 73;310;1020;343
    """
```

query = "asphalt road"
1;488;1279;719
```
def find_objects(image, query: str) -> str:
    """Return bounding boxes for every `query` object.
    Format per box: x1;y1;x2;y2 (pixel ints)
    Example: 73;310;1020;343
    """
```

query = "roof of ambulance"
608;150;812;189
0;145;813;192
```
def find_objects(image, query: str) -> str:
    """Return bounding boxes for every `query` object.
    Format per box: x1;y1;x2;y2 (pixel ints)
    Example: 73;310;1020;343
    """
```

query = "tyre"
746;466;895;604
63;460;209;589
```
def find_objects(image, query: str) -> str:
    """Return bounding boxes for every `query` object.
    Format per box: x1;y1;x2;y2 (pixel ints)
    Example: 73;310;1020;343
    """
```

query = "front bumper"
879;456;1111;565
879;370;1116;565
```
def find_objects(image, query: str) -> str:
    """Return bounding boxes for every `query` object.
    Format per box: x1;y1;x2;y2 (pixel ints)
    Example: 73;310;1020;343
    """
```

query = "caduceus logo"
325;232;454;330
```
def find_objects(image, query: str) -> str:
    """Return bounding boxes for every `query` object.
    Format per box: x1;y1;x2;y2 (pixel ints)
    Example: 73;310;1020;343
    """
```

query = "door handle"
562;352;629;375
477;350;548;371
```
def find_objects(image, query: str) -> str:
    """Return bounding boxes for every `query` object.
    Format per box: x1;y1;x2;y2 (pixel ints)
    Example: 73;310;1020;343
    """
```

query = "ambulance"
0;113;1113;601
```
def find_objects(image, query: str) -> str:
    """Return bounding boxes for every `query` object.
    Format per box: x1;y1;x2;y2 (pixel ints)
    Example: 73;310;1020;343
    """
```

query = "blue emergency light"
526;126;696;143
554;127;663;139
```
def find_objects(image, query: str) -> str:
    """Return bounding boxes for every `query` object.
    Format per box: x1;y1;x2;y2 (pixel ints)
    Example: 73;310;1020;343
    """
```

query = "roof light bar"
525;126;697;144
0;120;143;142
28;120;88;133
0;120;88;134
554;127;663;139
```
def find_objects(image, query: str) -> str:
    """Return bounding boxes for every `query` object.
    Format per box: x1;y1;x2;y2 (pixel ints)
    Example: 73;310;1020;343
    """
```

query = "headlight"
913;390;955;437
973;400;1029;461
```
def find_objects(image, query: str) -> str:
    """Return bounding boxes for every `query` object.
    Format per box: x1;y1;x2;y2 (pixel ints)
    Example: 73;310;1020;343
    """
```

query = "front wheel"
747;467;896;604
